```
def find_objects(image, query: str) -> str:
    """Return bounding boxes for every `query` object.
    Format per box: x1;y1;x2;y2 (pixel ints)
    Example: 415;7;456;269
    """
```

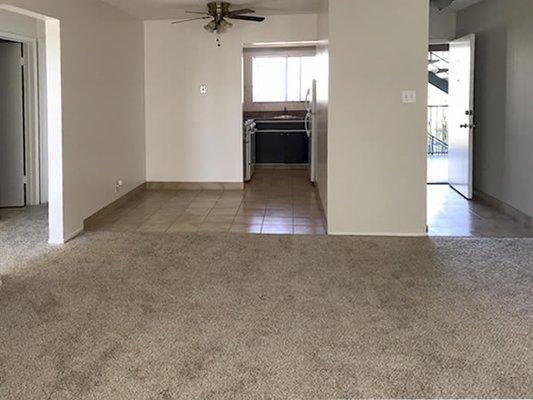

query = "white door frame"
0;30;41;206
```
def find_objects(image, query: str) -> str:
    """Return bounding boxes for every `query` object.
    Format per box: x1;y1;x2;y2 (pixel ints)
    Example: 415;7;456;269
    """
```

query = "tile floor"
427;184;533;237
427;154;448;184
88;168;326;235
85;169;531;238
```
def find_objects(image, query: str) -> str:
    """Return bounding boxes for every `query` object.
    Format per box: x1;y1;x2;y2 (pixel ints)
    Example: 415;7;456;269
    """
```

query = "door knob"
460;124;469;128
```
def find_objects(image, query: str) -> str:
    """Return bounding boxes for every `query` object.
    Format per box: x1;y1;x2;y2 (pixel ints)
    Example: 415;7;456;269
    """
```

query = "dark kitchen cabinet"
256;132;309;164
256;132;286;163
286;133;309;164
254;119;309;164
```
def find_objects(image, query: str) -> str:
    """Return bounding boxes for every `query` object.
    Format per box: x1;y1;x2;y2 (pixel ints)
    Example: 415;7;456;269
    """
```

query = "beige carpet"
0;210;532;399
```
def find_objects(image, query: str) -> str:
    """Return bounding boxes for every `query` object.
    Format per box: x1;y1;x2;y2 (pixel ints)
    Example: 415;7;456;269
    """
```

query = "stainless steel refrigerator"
243;120;256;182
305;79;318;183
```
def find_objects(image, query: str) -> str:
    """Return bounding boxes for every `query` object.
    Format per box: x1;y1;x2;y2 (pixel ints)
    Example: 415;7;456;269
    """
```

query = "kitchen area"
242;45;318;183
244;114;310;180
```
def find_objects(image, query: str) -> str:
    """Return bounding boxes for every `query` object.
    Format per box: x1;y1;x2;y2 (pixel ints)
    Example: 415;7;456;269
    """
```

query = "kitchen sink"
273;114;300;120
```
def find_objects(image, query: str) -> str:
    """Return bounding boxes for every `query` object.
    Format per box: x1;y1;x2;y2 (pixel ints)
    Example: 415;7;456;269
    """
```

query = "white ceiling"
101;0;485;20
100;0;322;20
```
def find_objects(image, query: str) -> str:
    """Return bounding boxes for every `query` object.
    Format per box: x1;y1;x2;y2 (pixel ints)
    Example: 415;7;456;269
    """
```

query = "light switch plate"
402;90;417;104
200;84;207;95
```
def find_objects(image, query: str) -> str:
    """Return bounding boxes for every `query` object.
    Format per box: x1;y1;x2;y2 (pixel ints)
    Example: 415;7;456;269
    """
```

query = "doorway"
0;6;63;244
240;43;326;235
427;36;532;237
0;31;44;210
0;32;50;252
242;45;317;176
427;37;475;192
427;37;476;235
0;39;27;208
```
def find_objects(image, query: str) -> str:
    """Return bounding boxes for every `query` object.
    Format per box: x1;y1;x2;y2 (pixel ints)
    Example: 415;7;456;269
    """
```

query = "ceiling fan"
171;1;266;34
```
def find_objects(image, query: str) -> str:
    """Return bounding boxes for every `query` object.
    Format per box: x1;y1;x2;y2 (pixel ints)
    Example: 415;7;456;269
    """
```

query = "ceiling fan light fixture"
204;20;217;33
217;19;233;33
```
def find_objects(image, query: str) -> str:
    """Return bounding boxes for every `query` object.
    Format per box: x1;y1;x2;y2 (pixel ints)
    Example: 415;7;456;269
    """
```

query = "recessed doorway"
0;6;63;244
0;39;28;208
427;39;532;237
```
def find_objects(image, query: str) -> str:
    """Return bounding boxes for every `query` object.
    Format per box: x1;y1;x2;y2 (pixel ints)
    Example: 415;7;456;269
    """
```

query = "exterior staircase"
428;48;449;93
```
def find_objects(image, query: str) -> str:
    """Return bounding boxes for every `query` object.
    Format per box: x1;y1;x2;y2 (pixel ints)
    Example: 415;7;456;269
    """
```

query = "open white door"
0;41;26;208
448;34;475;199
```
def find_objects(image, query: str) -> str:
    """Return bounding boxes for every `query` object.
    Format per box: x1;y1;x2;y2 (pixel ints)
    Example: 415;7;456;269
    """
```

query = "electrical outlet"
115;180;124;193
200;84;207;95
402;90;417;104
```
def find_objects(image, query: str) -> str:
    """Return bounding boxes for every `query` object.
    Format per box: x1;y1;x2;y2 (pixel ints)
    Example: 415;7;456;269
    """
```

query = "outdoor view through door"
427;44;450;184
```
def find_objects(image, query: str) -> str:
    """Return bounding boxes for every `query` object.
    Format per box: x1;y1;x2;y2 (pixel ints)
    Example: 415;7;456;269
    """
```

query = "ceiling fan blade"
171;17;211;24
184;11;210;15
228;15;265;22
228;8;256;15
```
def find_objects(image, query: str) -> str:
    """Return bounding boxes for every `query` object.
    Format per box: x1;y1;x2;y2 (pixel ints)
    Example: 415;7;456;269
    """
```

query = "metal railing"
428;105;448;155
428;134;448;155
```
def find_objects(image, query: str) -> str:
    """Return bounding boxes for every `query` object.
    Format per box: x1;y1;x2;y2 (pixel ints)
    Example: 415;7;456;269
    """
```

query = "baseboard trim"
63;226;84;243
329;232;428;237
255;164;309;170
474;190;532;227
146;182;244;190
84;183;147;229
313;184;328;233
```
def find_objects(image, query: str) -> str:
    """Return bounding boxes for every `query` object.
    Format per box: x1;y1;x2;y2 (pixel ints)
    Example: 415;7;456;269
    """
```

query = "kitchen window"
252;56;315;103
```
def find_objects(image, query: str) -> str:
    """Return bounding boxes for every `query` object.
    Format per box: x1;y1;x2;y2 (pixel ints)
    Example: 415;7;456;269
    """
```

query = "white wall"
144;14;318;183
315;0;329;216
457;0;533;218
326;0;428;235
0;0;146;241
